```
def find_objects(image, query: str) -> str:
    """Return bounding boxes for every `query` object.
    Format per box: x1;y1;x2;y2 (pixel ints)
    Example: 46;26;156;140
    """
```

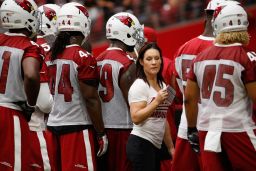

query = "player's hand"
187;127;200;153
97;132;108;157
14;101;35;122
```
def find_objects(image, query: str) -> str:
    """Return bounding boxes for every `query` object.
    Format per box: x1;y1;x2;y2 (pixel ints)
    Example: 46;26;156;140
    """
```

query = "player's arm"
79;81;105;133
79;80;108;157
245;82;256;103
120;63;136;104
22;57;41;106
184;78;200;153
184;79;200;127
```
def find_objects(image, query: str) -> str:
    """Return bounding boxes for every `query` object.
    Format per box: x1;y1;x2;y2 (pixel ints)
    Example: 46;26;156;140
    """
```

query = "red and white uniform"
172;35;214;171
96;47;134;171
26;35;56;171
188;43;256;171
46;44;98;171
97;47;134;129
29;36;51;132
47;45;96;126
37;36;51;55
0;32;43;171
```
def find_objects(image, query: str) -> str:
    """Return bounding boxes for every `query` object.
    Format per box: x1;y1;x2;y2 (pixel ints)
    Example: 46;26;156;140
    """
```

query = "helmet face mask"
212;4;248;36
106;12;144;47
0;0;41;37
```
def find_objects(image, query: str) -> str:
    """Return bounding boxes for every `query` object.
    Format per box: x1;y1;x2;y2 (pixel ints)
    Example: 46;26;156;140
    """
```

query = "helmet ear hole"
46;23;51;28
127;34;131;38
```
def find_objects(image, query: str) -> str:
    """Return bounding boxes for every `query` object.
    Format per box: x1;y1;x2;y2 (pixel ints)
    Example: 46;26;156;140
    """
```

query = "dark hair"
51;31;84;61
136;42;164;88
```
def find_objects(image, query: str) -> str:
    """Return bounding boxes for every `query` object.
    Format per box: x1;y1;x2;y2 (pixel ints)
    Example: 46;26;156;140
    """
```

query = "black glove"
187;127;200;153
14;101;35;122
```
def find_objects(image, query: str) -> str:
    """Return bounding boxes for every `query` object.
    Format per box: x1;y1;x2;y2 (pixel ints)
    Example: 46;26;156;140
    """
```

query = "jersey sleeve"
128;79;149;104
76;51;98;81
242;52;256;83
23;42;44;63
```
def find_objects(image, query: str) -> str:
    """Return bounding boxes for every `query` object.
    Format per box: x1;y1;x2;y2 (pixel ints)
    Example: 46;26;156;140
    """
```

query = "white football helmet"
38;4;60;36
0;0;41;37
106;12;144;46
221;0;241;6
212;4;248;35
205;0;227;11
57;2;91;40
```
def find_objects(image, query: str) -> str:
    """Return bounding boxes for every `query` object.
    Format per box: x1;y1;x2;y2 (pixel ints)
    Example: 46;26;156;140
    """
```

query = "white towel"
204;131;222;152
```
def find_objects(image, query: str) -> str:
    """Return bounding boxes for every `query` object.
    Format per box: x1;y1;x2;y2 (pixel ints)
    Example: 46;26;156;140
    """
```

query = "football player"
45;2;107;170
185;3;256;170
0;0;43;170
96;12;144;171
171;0;227;170
27;3;60;171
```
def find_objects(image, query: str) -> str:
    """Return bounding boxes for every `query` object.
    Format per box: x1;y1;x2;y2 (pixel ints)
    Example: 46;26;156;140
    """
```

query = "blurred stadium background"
1;0;255;59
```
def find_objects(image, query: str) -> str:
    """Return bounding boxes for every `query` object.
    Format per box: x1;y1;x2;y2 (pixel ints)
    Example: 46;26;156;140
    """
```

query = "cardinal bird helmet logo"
115;15;135;28
15;0;34;13
75;5;89;18
43;6;57;21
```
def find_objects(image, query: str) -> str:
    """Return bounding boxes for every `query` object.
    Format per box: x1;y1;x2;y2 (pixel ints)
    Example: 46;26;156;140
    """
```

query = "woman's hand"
155;88;168;104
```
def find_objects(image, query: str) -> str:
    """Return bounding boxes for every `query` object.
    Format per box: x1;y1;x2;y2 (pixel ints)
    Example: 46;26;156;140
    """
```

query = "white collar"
107;47;124;51
66;44;80;48
4;32;26;37
198;35;215;41
214;43;242;47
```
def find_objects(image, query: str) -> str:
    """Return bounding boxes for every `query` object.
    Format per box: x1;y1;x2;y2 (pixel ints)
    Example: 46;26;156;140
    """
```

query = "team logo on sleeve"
43;6;57;21
75;6;89;17
15;0;34;13
115;16;135;28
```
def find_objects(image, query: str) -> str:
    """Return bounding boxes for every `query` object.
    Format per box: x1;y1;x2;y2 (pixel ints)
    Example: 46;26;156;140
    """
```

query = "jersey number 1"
0;51;11;93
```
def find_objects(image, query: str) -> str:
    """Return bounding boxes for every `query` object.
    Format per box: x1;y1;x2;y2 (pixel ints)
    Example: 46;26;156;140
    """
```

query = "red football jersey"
173;35;214;139
36;36;51;83
0;32;43;110
46;44;97;126
96;47;135;128
188;43;256;131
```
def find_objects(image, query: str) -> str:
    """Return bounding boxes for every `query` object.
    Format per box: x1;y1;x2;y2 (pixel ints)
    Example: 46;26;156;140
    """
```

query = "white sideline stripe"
13;115;21;171
37;132;51;171
246;129;256;151
83;130;94;171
